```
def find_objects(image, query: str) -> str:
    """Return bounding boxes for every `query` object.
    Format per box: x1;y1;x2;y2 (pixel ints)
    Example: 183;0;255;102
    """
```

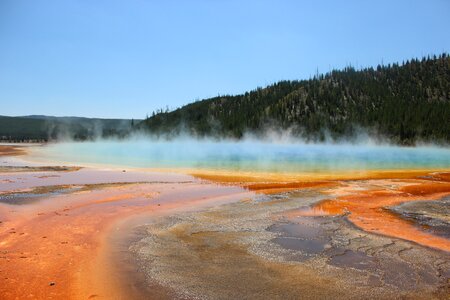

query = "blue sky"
1;0;449;119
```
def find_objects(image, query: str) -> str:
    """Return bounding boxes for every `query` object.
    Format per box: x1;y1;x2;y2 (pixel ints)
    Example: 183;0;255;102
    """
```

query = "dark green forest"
140;54;449;145
0;115;135;142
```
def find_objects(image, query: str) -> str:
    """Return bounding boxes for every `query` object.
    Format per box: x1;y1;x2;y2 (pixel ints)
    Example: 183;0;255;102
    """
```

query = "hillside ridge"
140;54;449;145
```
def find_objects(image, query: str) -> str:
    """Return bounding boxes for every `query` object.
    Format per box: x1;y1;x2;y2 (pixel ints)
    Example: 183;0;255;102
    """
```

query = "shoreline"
13;142;450;185
0;148;257;299
0;145;449;299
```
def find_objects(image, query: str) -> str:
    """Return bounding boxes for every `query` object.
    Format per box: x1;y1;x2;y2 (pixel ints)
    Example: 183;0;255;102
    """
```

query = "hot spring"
28;139;450;174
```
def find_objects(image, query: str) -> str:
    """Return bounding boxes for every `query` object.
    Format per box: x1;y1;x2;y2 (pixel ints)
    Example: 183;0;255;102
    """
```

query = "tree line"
140;54;449;145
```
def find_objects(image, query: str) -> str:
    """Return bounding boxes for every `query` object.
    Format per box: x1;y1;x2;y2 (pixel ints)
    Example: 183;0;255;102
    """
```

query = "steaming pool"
28;140;450;174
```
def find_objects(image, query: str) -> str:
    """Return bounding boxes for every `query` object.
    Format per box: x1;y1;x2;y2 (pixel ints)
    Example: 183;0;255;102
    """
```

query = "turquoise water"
31;140;450;173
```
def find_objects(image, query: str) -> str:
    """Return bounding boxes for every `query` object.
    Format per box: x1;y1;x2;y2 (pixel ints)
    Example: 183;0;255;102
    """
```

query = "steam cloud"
34;128;450;174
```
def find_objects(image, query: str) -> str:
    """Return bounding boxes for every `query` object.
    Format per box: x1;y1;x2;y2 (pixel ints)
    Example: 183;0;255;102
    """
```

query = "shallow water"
30;140;450;173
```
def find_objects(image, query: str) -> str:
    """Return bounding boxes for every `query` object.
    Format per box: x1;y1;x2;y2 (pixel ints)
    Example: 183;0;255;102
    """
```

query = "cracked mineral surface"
131;182;450;299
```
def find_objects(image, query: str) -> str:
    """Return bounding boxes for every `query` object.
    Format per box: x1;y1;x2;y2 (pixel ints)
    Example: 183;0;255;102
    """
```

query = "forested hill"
0;115;137;142
140;54;450;145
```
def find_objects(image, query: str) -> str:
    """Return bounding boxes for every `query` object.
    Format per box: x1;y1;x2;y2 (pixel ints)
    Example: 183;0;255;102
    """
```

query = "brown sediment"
0;182;140;205
0;165;82;173
287;177;450;252
0;145;26;156
0;145;82;173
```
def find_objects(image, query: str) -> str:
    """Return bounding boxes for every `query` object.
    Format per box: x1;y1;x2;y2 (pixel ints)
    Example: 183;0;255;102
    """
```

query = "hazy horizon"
1;51;448;120
1;0;449;119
